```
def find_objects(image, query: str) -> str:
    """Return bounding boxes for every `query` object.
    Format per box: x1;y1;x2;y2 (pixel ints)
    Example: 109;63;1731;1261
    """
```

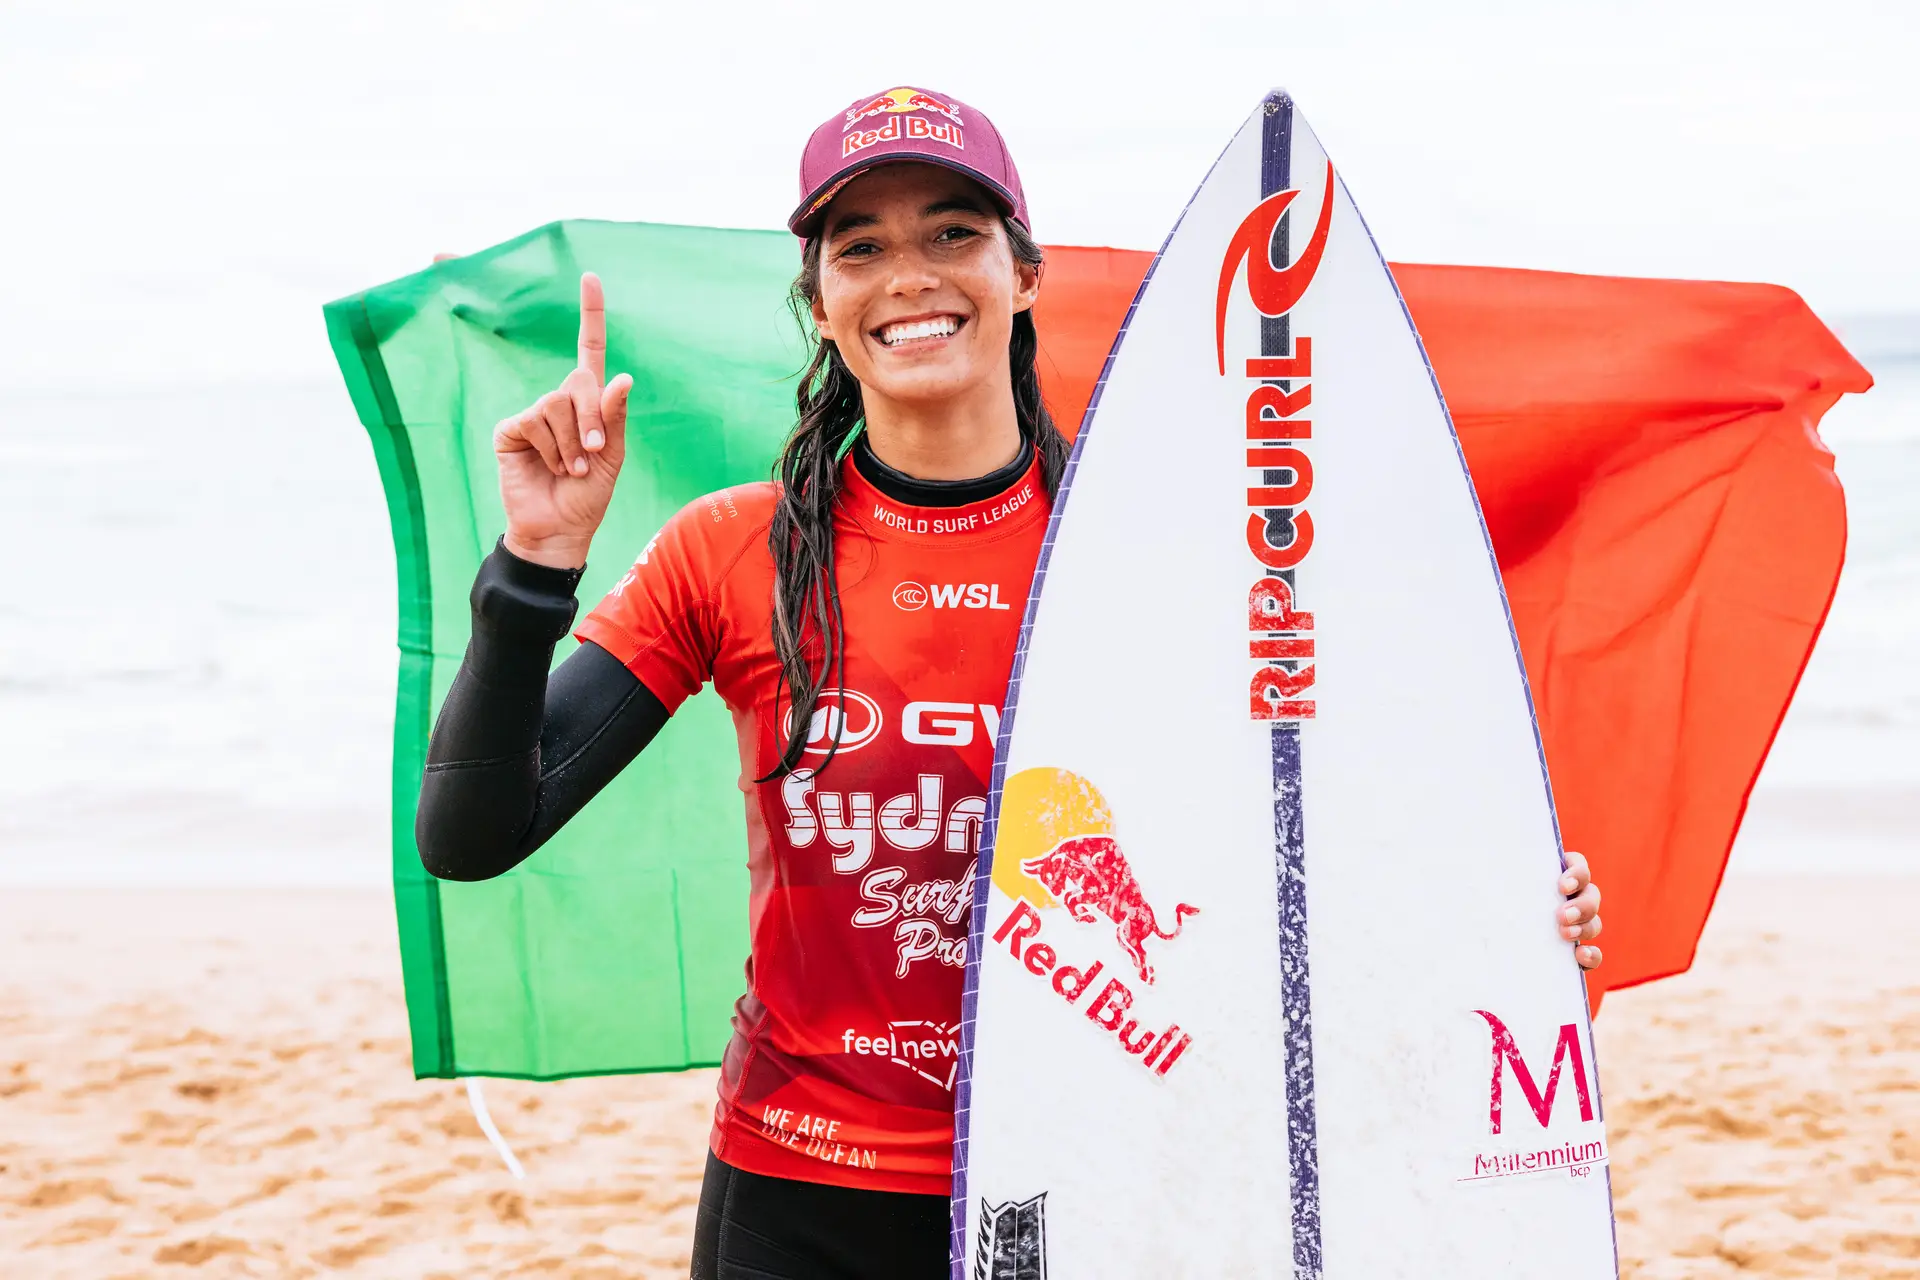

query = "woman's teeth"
879;316;960;346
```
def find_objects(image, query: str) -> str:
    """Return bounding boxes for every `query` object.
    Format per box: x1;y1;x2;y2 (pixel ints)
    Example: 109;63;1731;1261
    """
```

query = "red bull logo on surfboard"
988;767;1198;1077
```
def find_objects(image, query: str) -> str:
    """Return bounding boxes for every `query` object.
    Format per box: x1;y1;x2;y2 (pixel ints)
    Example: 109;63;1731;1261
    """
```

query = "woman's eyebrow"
825;211;881;240
924;197;990;217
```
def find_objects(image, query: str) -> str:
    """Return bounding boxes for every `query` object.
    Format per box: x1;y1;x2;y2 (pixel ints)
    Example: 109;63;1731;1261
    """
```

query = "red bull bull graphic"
1020;835;1198;984
843;86;965;130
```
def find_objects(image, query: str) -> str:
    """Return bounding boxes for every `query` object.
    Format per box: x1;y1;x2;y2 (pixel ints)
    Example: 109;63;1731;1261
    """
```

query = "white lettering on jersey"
893;581;1012;611
878;774;943;852
819;790;875;872
902;702;1003;748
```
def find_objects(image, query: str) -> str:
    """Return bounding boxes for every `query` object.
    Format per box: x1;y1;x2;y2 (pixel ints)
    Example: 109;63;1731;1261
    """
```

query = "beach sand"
1;877;1914;1278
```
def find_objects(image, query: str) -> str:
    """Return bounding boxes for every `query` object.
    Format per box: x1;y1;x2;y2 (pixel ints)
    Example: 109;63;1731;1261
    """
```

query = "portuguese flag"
324;221;1869;1081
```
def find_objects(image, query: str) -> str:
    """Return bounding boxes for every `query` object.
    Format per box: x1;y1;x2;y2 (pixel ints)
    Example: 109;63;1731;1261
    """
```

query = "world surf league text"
993;899;1193;1077
869;481;1036;537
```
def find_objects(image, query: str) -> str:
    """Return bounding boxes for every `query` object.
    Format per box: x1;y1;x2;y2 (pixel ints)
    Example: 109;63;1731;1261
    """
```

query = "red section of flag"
1033;248;1873;1008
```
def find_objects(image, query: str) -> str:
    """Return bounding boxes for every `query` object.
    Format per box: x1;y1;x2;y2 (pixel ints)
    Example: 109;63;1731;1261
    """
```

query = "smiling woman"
765;162;1070;780
408;84;1604;1280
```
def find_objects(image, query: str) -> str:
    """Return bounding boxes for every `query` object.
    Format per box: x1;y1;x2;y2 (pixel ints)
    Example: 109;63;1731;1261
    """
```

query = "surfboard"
951;92;1618;1278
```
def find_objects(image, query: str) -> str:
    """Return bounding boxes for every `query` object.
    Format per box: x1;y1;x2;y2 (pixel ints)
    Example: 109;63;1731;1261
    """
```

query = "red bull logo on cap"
843;87;964;130
840;87;967;158
988;767;1198;1077
842;113;964;159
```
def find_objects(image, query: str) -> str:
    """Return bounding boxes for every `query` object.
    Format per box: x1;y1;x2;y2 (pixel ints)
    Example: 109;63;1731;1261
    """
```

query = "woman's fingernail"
1563;925;1580;940
571;457;588;476
1561;876;1578;894
586;429;604;449
1561;905;1581;924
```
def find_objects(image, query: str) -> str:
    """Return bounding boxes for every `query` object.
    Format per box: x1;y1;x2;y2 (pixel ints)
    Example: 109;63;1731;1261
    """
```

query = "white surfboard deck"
951;92;1618;1278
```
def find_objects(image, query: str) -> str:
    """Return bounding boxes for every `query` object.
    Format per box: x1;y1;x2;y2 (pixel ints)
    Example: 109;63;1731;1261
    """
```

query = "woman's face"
812;164;1039;412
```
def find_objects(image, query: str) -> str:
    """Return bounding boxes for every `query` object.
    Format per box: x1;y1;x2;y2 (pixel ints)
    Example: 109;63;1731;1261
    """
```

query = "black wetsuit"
416;438;1033;1279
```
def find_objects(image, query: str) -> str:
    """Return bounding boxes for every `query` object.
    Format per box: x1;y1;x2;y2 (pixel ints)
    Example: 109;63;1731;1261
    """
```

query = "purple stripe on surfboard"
1257;93;1326;1280
945;94;1275;1279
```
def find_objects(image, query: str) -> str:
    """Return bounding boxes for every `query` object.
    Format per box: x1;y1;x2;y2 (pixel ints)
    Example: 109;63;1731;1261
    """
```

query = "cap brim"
789;154;1022;238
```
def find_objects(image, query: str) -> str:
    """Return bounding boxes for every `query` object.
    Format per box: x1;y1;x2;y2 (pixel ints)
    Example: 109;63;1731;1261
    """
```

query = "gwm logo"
802;689;883;755
893;581;1012;612
1215;162;1336;725
1461;1010;1608;1183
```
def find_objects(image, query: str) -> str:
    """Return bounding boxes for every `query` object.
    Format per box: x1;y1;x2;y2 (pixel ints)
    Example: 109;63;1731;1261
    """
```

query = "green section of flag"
324;220;808;1079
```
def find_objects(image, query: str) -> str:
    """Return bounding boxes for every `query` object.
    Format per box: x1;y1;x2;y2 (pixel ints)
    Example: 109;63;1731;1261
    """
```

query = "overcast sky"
3;0;1914;391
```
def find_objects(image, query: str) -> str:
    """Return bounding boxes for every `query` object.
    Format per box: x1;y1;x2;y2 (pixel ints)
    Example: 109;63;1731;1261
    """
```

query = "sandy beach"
1;876;1915;1278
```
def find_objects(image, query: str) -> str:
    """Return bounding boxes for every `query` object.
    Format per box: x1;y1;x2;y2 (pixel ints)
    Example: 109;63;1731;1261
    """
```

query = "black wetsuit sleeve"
415;539;670;882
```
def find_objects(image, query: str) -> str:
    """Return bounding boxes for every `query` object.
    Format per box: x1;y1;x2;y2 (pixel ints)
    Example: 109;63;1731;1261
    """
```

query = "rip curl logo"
1214;162;1336;374
975;1193;1048;1280
1217;164;1332;722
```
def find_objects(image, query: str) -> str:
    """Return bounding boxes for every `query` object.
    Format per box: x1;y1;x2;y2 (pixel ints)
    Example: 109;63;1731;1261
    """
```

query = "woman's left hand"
1558;851;1603;971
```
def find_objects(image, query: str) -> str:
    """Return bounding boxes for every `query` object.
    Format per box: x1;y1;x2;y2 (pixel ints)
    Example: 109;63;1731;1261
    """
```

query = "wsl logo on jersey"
1215;162;1335;723
893;580;1014;612
974;1193;1047;1280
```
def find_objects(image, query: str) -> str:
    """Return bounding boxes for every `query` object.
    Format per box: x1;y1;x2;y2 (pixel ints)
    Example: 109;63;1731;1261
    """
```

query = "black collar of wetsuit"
852;434;1034;509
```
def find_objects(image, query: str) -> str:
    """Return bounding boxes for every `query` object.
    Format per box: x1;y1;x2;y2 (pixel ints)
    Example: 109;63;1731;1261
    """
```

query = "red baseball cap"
789;86;1030;239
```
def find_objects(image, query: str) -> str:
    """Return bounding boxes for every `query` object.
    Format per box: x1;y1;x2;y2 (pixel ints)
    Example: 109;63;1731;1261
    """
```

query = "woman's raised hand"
1559;850;1603;971
494;273;634;569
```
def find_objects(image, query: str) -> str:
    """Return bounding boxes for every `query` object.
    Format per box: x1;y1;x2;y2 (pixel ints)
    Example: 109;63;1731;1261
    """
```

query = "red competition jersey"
575;454;1050;1195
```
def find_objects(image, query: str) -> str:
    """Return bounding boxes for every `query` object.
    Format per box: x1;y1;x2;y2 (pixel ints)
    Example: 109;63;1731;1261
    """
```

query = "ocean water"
1734;319;1920;873
1;331;1915;885
0;381;397;885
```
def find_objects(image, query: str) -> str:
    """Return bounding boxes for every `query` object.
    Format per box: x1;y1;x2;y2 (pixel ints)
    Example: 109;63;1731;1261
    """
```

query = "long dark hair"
762;216;1069;778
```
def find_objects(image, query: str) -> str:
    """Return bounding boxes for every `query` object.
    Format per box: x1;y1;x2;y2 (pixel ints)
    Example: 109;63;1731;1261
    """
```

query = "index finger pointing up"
577;272;607;385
